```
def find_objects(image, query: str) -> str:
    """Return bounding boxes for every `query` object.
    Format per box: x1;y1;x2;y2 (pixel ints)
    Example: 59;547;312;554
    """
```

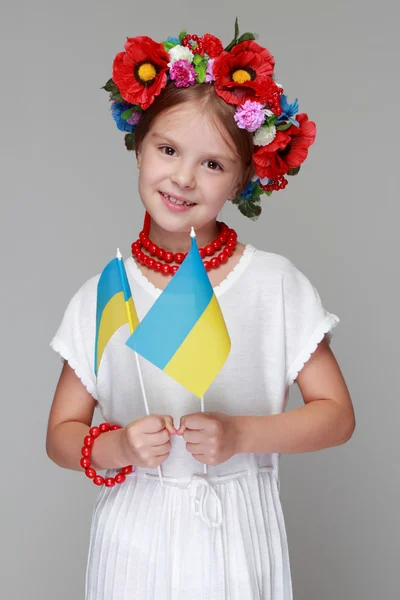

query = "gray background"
1;0;398;598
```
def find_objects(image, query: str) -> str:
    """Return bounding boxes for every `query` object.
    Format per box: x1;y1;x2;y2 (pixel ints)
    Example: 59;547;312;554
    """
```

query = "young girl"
46;23;355;600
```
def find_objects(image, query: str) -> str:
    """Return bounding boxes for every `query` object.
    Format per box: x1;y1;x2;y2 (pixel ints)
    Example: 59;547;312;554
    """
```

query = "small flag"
94;250;139;378
125;229;231;397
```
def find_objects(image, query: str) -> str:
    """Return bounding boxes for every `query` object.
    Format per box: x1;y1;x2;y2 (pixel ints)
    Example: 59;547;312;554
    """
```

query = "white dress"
51;244;340;600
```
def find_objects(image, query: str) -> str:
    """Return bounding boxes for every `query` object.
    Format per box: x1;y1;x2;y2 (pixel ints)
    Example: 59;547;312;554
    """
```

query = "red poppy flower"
112;36;170;110
213;40;276;106
254;114;317;179
202;33;224;58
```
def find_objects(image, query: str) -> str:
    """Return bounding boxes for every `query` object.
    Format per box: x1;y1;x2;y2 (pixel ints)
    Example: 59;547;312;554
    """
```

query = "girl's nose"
170;166;196;189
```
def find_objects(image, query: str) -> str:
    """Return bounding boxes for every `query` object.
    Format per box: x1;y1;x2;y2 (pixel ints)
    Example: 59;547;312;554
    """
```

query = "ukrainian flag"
125;231;231;397
94;250;139;378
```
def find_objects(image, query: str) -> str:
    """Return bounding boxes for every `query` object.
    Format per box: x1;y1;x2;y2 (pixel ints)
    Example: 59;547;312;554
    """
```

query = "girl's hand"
177;412;239;466
121;415;177;469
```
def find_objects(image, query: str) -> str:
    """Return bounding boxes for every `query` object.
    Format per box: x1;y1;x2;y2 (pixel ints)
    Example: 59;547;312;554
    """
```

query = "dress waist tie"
139;466;275;529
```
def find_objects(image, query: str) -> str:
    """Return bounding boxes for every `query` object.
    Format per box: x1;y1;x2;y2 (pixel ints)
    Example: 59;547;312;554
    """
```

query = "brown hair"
133;83;256;196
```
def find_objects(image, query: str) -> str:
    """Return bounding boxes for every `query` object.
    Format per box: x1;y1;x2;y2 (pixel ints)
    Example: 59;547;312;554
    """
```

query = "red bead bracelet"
80;422;134;487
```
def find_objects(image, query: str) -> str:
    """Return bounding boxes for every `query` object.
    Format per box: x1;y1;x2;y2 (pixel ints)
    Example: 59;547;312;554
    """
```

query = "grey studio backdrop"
1;1;398;598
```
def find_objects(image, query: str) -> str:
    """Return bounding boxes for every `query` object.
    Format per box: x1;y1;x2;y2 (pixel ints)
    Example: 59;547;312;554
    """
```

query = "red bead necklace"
131;214;238;276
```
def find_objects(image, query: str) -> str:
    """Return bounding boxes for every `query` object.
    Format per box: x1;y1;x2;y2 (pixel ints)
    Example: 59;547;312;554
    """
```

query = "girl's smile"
159;191;196;212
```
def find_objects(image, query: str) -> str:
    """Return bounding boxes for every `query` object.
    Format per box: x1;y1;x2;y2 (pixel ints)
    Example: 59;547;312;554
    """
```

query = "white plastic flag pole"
117;249;164;487
200;396;208;475
134;352;164;486
190;228;209;477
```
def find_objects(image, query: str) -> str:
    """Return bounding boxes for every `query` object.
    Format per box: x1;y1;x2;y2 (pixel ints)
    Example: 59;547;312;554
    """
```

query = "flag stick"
117;249;164;487
200;395;208;475
134;352;164;486
191;228;209;476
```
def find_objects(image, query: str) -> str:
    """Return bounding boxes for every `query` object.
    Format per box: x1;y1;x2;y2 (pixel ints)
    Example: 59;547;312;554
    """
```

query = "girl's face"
136;102;241;234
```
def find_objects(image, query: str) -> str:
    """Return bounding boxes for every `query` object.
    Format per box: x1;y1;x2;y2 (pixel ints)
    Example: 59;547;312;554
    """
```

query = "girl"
46;24;355;600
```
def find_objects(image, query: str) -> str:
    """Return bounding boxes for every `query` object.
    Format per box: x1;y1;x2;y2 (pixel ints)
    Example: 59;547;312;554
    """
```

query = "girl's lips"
159;191;196;213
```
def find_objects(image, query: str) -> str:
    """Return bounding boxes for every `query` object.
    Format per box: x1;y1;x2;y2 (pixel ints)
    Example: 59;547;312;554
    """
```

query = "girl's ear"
229;181;240;201
136;149;141;169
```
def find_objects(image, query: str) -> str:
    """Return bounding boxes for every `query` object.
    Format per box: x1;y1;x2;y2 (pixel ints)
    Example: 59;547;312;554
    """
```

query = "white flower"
251;174;271;185
263;108;275;118
168;45;194;65
253;124;277;146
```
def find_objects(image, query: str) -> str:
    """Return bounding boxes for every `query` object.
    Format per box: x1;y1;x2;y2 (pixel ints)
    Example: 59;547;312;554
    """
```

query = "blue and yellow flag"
125;230;231;397
94;250;139;378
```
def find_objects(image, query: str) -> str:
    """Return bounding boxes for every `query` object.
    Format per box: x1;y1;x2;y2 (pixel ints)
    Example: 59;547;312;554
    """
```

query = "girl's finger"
152;441;172;456
149;429;171;445
183;430;203;443
176;419;187;436
177;413;205;435
163;415;178;435
186;442;202;453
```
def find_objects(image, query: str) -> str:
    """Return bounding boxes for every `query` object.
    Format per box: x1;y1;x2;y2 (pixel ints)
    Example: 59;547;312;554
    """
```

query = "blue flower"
240;181;255;199
277;94;299;127
167;37;180;44
110;102;136;133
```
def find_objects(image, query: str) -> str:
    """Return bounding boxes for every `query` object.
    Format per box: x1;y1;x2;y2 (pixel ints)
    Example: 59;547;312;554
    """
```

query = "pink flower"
205;58;215;82
169;59;196;87
234;100;266;132
127;111;142;125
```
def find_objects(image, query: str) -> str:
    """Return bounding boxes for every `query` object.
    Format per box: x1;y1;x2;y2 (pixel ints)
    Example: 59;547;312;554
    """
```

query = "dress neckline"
126;243;256;299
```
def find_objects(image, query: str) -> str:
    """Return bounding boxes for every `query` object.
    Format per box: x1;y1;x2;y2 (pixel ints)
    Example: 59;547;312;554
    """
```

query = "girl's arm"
46;362;129;471
235;338;355;454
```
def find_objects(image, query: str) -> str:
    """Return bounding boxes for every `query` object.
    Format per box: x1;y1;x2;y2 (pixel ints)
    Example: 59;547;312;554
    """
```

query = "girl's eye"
160;146;176;157
206;161;223;171
159;147;223;171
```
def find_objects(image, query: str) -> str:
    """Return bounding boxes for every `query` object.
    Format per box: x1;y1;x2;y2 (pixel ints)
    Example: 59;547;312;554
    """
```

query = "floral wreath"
102;18;316;220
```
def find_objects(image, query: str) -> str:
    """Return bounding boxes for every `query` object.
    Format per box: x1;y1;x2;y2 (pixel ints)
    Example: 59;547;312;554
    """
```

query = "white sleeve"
283;260;340;386
50;276;99;401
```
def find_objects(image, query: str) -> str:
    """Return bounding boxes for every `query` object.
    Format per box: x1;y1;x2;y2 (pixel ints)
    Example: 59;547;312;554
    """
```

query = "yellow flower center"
232;69;252;84
137;63;157;82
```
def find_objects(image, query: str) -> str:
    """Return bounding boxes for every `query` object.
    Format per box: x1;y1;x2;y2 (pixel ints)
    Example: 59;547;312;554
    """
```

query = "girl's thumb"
164;416;177;435
176;417;186;436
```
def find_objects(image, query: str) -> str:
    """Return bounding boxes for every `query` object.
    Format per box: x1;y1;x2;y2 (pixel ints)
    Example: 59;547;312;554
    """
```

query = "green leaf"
265;115;278;127
238;199;262;220
287;166;301;176
234;17;240;40
237;32;257;43
121;108;134;120
224;17;240;52
252;184;263;201
163;41;177;51
124;133;135;151
102;79;125;103
265;191;273;196
111;90;124;103
276;122;292;131
195;64;206;84
178;30;187;42
102;78;115;92
193;53;204;65
231;190;263;219
224;18;258;51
